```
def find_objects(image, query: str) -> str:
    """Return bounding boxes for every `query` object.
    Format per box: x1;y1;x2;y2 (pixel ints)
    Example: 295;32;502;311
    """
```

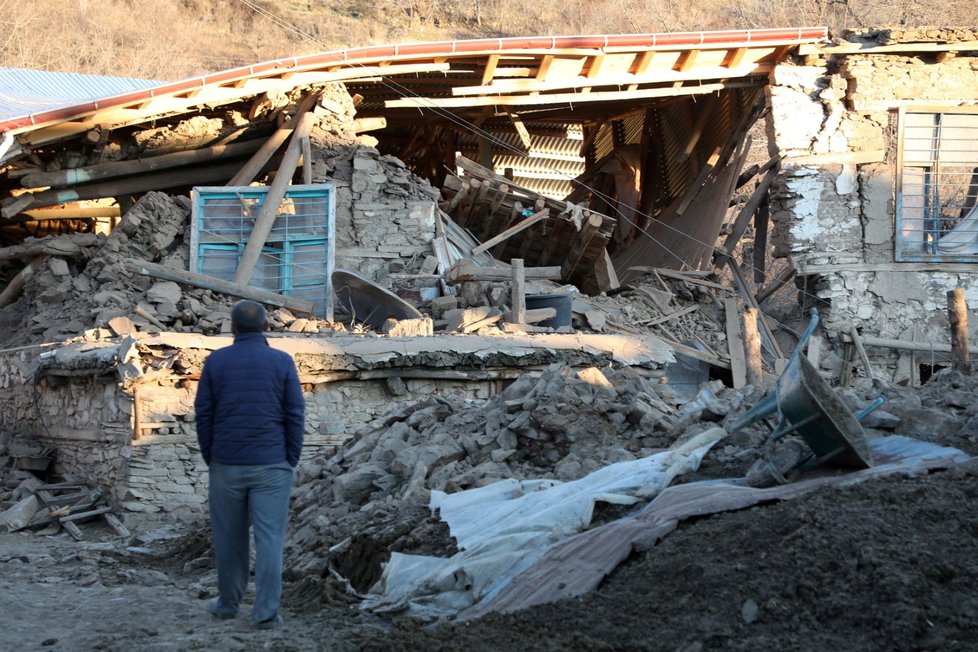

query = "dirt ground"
3;454;978;651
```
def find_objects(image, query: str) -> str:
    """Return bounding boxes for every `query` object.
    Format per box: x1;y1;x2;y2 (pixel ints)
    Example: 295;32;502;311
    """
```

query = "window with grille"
190;185;335;315
897;110;978;262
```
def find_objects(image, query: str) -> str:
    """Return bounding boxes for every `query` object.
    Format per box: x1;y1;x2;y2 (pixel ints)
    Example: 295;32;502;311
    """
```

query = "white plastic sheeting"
361;427;725;619
939;203;978;254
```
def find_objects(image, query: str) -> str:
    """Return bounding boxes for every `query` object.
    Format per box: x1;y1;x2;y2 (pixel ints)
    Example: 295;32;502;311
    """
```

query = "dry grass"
1;0;975;81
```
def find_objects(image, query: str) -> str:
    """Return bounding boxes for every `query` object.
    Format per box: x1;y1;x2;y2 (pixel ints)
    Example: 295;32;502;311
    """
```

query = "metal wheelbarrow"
730;309;882;486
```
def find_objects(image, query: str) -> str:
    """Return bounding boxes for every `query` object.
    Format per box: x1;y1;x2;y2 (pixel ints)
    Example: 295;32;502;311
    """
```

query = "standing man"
194;300;305;630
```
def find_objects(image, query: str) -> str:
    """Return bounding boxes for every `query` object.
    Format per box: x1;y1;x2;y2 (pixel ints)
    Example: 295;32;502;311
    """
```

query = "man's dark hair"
231;300;267;333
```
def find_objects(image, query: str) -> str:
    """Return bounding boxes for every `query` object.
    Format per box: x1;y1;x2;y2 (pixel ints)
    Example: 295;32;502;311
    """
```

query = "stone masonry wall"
767;39;978;381
124;373;500;525
0;349;132;502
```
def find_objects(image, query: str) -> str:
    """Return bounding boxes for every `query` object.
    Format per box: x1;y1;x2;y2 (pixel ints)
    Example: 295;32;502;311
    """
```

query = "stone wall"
124;373;503;525
766;33;978;381
0;348;133;502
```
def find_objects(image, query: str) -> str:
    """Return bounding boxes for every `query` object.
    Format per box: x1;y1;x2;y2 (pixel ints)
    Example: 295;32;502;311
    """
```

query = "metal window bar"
898;111;978;262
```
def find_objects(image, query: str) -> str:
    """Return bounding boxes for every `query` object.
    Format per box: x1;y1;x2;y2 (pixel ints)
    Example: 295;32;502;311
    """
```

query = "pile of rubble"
276;359;978;609
280;363;769;600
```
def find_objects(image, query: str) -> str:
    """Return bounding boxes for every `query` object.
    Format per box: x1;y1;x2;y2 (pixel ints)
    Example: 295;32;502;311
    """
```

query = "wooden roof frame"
1;28;827;148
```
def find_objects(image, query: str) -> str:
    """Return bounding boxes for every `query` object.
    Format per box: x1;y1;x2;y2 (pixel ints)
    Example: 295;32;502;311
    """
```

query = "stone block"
147;281;182;305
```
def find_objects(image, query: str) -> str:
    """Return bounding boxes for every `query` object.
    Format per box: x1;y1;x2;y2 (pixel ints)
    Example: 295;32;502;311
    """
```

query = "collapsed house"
766;27;978;385
0;26;975;527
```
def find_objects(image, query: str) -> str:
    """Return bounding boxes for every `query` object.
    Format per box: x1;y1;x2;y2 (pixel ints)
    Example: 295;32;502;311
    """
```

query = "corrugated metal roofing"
0;67;160;122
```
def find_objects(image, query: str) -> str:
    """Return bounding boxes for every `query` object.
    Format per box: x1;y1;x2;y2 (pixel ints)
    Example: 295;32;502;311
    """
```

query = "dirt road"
4;457;977;651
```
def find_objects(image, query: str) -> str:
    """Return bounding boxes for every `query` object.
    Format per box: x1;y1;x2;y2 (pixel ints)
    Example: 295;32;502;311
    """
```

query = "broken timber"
127;259;314;314
445;259;562;285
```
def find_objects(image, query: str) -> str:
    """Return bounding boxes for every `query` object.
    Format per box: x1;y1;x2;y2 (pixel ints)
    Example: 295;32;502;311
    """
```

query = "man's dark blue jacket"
194;332;305;467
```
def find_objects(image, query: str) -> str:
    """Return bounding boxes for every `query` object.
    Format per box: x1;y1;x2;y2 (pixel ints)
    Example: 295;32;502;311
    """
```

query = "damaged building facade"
0;26;976;522
767;28;978;384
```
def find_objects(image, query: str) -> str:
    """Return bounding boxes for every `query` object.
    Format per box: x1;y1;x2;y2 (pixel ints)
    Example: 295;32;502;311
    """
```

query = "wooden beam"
508;113;533;151
726;47;747;68
471;209;548;255
2;160;246;217
449;64;773;97
743;309;763;386
233;111;315;285
677;97;716;164
724;254;784;361
21;205;121;220
756;265;795;304
782;149;886;166
21;138;264;190
792;261;978;275
849;327;876;380
481;54;500;85
127;259;314;314
228;93;319;187
718;166;778;258
388;80;762;109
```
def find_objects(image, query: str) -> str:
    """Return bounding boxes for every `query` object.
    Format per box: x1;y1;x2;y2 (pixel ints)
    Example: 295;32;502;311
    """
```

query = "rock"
332;463;388;504
382;317;433;336
859;409;900;430
741;599;759;624
430;296;458;319
146;281;182;305
891;407;963;440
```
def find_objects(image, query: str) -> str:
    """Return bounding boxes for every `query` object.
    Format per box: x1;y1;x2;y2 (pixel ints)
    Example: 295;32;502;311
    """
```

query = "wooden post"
743;308;763;387
511;258;525;324
724;298;747;389
948;288;971;375
849;327;876;381
233;111;315;286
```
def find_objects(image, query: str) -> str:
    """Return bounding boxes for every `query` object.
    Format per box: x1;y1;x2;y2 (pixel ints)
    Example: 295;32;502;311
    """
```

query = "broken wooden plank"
724;298;747;389
127;259;314;314
948;289;971;375
233;110;316;285
103;512;130;538
752;194;769;284
472;208;549;256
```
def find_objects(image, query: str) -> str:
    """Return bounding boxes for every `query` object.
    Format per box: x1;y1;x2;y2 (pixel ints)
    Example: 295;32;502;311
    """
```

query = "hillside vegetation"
1;0;976;81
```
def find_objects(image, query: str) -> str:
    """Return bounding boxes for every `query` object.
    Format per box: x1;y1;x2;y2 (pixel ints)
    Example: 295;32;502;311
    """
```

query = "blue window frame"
190;185;335;316
897;110;978;262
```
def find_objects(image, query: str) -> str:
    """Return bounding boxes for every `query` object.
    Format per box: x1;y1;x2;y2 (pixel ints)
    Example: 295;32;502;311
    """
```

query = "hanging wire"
229;0;840;314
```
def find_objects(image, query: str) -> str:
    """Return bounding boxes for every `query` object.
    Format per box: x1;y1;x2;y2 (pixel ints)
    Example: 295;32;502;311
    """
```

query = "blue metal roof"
0;67;160;122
